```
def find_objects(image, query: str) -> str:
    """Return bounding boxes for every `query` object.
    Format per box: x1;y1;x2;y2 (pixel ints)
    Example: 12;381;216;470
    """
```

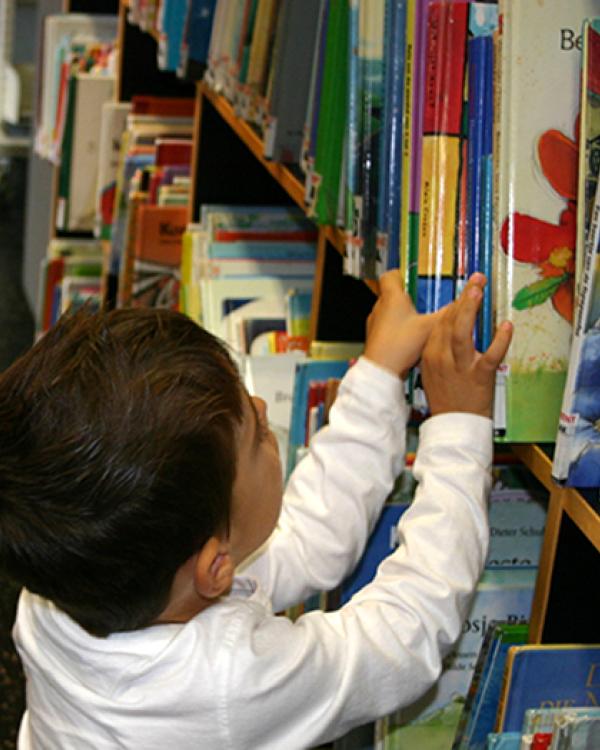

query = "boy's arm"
239;273;441;611
221;276;513;748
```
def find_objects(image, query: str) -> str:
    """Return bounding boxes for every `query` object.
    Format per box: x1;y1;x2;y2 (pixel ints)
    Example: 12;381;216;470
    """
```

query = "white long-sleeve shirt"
13;357;492;749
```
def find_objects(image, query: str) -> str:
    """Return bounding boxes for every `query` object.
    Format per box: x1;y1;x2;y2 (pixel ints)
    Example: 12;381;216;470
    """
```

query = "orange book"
131;205;188;309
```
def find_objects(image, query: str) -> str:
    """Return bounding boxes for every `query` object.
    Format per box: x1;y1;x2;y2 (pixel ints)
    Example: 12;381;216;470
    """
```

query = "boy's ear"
194;536;234;599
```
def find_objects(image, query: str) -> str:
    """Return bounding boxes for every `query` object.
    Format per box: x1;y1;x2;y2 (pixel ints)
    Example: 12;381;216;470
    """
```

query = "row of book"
33;6;600;488
196;1;600;486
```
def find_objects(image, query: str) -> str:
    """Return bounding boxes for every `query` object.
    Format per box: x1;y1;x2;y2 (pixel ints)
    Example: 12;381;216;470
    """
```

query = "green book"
310;0;348;226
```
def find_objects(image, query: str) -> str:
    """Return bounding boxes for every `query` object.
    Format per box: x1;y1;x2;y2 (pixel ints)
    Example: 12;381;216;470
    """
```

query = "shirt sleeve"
223;412;492;749
238;356;409;613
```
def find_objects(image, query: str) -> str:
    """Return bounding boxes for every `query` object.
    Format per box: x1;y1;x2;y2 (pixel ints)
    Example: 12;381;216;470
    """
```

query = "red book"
131;96;195;118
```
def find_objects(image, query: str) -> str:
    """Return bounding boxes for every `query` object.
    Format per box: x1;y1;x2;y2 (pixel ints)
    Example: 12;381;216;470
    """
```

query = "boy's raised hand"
364;270;446;379
421;273;513;418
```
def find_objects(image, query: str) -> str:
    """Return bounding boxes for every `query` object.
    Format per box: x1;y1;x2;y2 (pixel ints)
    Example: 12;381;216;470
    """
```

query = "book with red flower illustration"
553;18;600;487
493;0;598;442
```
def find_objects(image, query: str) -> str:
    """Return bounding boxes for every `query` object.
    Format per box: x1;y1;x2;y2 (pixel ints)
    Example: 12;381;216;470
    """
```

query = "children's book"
377;0;407;275
452;622;530;750
552;20;600;487
263;0;321;164
309;0;348;227
493;0;599;442
495;645;600;734
340;502;410;605
484;734;521;750
286;358;350;477
131;204;188;309
57;74;115;233
416;0;469;315
550;709;600;749
95;101;132;241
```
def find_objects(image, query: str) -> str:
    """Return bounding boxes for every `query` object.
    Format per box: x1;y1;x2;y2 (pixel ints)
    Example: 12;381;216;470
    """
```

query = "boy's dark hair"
0;308;243;637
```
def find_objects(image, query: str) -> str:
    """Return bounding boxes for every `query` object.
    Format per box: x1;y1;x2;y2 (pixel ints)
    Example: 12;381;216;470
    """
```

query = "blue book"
467;4;497;349
207;241;317;261
340;502;410;604
377;0;407;274
497;645;600;733
287;359;350;477
485;733;521;750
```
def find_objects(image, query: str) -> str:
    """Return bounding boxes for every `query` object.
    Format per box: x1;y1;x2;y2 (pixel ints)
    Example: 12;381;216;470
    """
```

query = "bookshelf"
111;1;599;652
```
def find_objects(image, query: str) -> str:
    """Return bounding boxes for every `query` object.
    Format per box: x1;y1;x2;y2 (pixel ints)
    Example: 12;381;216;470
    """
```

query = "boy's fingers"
478;321;513;372
451;282;482;367
378;269;405;295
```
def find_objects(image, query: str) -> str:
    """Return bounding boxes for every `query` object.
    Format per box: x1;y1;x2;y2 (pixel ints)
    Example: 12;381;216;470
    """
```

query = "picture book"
377;0;407;275
287;358;350;477
484;734;521;750
452;622;530;750
495;645;600;734
417;0;468;315
57;74;115;233
383;568;536;750
263;0;321;164
243;351;306;470
36;14;117;160
552;20;600;487
299;0;328;175
131;204;188;309
95;101;131;241
493;0;599;442
309;0;348;227
550;709;600;749
522;706;600;738
340;502;410;605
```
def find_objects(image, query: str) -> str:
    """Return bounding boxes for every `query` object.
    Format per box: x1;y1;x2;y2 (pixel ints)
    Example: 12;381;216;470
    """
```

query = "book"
485;734;521;750
550;709;600;749
552;20;600;487
452;622;530;750
131;204;188;309
95;101;132;241
377;0;407;275
263;0;321;164
416;0;469;315
493;0;598;442
286;358;350;476
496;645;600;734
57;74;115;233
309;0;349;226
340;502;410;605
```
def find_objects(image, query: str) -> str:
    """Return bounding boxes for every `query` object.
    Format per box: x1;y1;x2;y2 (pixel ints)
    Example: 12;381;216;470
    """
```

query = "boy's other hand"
364;270;445;379
421;273;513;418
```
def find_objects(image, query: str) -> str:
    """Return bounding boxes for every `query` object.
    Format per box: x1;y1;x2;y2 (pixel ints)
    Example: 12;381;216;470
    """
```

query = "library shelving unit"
71;0;600;653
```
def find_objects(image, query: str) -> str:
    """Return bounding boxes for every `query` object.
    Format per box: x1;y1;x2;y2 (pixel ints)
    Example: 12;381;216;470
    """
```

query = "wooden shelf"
511;442;600;554
200;83;306;210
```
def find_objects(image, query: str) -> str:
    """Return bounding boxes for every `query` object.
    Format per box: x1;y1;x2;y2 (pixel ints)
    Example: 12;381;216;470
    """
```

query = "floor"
0;156;35;750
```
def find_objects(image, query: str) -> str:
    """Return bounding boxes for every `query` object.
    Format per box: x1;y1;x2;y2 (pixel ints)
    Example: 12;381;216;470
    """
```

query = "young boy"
0;271;511;749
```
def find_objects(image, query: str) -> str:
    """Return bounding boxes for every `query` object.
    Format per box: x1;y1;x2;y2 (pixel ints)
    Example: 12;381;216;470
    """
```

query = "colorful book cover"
286;358;350;477
452;622;530;750
553;19;600;487
131;204;188;309
383;569;536;750
416;0;469;315
550;709;600;749
496;645;600;733
493;0;599;442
